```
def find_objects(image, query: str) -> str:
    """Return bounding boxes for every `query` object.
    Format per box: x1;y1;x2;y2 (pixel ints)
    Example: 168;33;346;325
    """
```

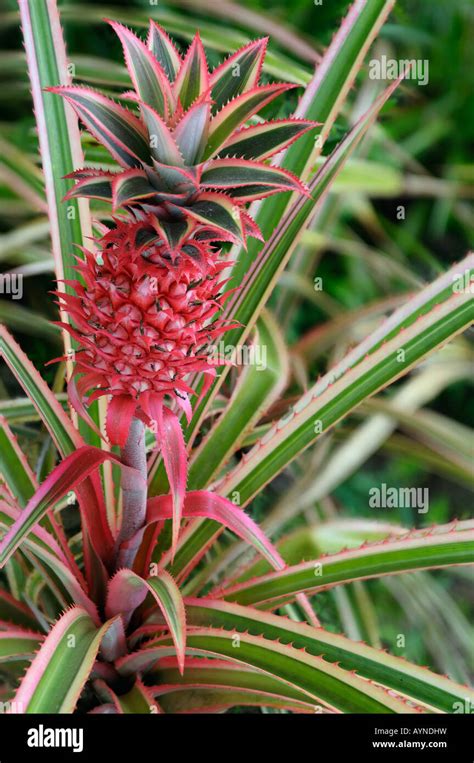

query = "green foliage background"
0;0;472;686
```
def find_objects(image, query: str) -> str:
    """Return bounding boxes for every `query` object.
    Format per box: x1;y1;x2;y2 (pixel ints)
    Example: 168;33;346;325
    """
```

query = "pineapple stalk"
116;416;147;569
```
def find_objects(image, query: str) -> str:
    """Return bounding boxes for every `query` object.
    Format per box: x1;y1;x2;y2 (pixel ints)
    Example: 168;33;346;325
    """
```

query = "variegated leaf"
210;37;268;112
147;20;181;82
106;569;186;673
108;20;174;118
173;33;209;111
49;86;150;168
204;83;297;160
219;118;318;160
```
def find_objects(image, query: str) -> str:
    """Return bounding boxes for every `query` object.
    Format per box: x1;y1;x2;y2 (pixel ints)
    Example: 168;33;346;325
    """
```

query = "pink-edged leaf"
147;490;284;572
99;616;127;662
0;628;42;662
218;184;295;203
107;20;174;118
174;391;193;424
0;588;38;630
139;102;184;166
11;607;118;713
147;20;181;82
201;158;310;196
63;171;114;202
219;118;318;160
0;498;66;564
18;0;93;353
218;525;474;607
151;160;197;195
92;678;124;713
0;446;112;566
151;404;187;562
1;500;99;621
173;96;211;165
210;37;268;112
0;326;114;567
68;374;103;439
112;169;156;210
63;167;105;180
0;445;145;567
89;704;119;714
115;677;164;713
173;32;209;111
239;210;263;244
48;86;150;168
106;394;139;447
106;569;186;673
204;83;298;160
183;192;243;243
149;656;317;713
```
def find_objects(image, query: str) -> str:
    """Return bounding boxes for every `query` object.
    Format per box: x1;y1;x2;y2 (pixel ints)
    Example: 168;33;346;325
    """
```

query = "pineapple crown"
49;20;317;248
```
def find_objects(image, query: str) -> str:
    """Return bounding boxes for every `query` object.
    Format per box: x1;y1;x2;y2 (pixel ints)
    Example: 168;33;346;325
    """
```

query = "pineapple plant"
46;19;315;562
0;0;472;721
48;19;315;446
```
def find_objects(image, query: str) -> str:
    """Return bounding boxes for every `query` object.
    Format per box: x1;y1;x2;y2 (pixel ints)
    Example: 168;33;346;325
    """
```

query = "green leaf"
0;630;41;664
0;133;46;211
246;0;396;250
0;325;79;456
217;263;473;507
0;394;68;425
116;679;160;713
118;629;420;713
0;416;37;506
106;569;186;673
185;598;474;713
188;311;288;488
152;657;316;713
19;0;94;346
13;607;116;713
0;588;39;630
0;301;59;342
220;524;474;607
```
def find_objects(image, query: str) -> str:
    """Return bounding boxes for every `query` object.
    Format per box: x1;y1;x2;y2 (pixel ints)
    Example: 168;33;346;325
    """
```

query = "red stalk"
116;417;148;569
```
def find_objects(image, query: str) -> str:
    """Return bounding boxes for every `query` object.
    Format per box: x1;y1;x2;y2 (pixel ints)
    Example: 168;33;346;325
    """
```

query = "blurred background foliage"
0;0;472;680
